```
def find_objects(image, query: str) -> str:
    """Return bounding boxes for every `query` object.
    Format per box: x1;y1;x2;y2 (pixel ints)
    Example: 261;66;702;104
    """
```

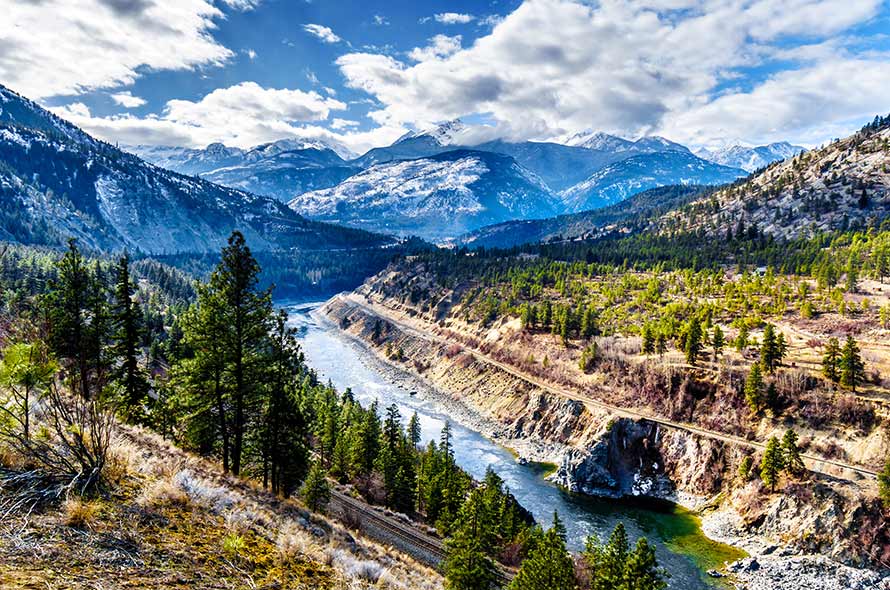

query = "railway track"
339;294;880;482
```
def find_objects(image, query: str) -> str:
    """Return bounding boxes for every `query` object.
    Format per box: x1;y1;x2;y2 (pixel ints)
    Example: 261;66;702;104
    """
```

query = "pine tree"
408;411;422;450
641;325;655;356
509;513;576;590
301;461;331;512
442;489;499;590
744;363;765;414
822;337;841;383
839;336;866;391
712;325;724;361
738;456;753;482
624;537;668;590
262;310;308;496
683;317;703;366
760;324;780;372
760;436;783;492
110;254;150;424
735;324;749;353
781;429;805;477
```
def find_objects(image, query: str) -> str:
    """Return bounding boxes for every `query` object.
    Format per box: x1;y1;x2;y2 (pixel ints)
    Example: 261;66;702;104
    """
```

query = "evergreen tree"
735;324;749;353
641;325;655;356
301;461;331;512
442;489;499;590
738;456;753;481
624;538;668;590
744;363;765;414
683;317;703;366
781;429;805;477
760;324;780;372
839;336;866;391
712;325;724;361
408;411;422;450
110;254;150;423
760;436;783;492
822;337;841;383
509;513;576;590
262;311;308;496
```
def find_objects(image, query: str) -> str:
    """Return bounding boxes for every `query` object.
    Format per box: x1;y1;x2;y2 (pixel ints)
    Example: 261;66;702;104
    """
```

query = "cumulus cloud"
0;0;249;100
52;81;346;148
303;23;341;44
339;0;887;147
433;12;475;24
408;35;463;62
110;91;147;108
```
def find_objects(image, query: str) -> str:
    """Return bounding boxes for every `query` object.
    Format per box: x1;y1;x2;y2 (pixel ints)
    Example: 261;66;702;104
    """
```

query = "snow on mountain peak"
397;119;468;146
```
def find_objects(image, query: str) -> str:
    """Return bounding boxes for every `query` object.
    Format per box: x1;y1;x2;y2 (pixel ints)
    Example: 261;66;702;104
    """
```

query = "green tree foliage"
822;337;841;383
641;325;655;356
682;317;703;366
840;336;866;391
738;456;753;482
879;459;890;509
509;513;576;590
781;429;805;477
712;325;724;361
408;411;422;450
744;363;765;414
0;341;57;440
110;254;150;423
760;436;784;492
760;324;782;373
582;522;667;590
301;460;331;512
442;489;499;590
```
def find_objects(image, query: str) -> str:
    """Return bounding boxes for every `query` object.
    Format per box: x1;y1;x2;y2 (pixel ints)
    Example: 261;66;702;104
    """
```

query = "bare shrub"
0;383;113;494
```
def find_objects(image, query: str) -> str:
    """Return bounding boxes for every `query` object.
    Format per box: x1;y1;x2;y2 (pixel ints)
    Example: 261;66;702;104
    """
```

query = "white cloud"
110;91;147;108
373;14;389;26
330;118;360;130
246;49;258;60
338;0;887;147
51;81;347;149
303;23;341;44
408;35;463;62
434;12;475;24
0;0;251;100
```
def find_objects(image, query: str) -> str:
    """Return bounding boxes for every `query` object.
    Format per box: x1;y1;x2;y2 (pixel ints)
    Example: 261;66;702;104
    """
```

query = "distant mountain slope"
460;185;704;249
697;142;805;172
289;150;558;241
130;140;359;203
659;116;890;239
560;151;744;212
0;84;391;254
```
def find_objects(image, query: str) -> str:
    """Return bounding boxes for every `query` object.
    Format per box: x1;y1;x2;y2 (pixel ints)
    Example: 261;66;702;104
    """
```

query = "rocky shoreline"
312;303;890;590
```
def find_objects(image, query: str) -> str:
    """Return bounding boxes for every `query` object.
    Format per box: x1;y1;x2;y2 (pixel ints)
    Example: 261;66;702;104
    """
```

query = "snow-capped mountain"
560;151;744;212
353;120;472;168
0;84;390;254
696;142;806;172
289;150;559;241
564;131;635;152
130;138;359;203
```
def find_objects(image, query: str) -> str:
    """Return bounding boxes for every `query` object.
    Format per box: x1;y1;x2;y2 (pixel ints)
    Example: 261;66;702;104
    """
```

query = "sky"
2;0;890;155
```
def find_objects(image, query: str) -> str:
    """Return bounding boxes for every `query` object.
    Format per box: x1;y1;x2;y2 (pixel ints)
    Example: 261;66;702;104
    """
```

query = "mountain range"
132;122;785;240
0;84;390;255
696;142;806;173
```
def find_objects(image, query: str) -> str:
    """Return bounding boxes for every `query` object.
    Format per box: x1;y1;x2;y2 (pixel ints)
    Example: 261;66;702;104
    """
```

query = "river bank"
308;296;890;590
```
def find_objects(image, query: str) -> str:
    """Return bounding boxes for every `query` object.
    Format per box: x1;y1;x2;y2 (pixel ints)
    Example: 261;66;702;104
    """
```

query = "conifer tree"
442;489;499;590
110;254;150;423
641;325;655;356
760;436;783;492
408;411;422;450
760;324;780;372
509;513;576;590
624;537;668;590
840;335;866;391
712;325;724;361
744;363;765;414
781;429;805;477
301;460;331;512
683;317;703;366
822;337;841;383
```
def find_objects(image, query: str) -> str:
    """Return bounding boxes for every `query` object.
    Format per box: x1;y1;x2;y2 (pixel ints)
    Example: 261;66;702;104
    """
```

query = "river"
286;301;744;589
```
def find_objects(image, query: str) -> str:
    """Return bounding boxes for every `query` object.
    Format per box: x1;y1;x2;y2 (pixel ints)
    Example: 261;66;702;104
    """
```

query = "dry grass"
137;476;190;508
62;497;97;528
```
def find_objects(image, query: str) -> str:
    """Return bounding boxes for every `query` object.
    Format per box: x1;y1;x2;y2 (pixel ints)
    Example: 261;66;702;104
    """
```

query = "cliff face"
321;293;890;568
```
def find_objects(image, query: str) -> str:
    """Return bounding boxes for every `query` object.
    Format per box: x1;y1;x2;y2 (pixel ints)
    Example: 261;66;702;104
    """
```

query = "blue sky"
3;0;890;154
